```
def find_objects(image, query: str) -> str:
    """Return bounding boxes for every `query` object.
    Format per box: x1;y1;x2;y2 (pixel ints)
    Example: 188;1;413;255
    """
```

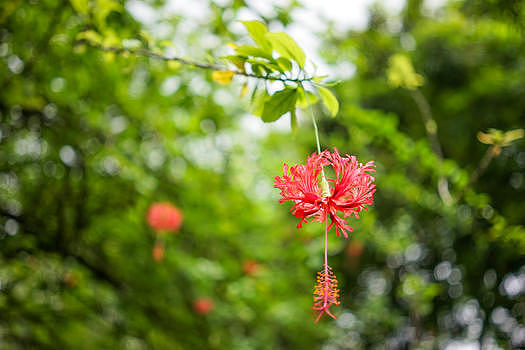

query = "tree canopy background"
0;0;524;349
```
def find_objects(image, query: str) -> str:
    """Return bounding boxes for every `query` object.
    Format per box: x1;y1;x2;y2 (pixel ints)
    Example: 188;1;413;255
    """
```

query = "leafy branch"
76;39;314;84
76;20;339;127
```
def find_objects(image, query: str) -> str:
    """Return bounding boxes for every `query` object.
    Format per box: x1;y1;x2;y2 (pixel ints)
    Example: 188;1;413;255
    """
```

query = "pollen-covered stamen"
312;264;340;322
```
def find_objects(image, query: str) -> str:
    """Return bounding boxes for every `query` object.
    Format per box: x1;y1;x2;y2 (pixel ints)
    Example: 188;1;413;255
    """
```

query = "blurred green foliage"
1;0;524;349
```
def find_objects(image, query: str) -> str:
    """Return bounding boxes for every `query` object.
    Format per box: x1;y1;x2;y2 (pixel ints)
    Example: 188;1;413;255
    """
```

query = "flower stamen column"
312;220;341;322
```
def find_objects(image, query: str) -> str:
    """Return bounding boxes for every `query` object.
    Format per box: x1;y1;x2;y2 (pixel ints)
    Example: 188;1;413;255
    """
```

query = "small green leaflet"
221;55;246;70
265;32;306;69
235;45;272;60
296;87;319;109
251;90;268;117
312;76;328;83
70;0;89;14
318;86;339;117
240;21;273;53
316;80;341;87
94;0;122;29
261;88;297;122
276;57;292;73
76;30;103;44
245;58;280;72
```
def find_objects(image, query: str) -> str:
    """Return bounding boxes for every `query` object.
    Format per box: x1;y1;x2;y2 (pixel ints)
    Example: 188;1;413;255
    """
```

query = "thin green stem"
300;83;322;154
410;89;452;204
311;113;322;155
457;145;498;200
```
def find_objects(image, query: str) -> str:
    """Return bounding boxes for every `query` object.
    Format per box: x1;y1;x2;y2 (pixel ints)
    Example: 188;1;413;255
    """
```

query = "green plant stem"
311;113;322;155
410;89;452;204
410;89;443;158
469;145;498;186
458;145;498;200
301;83;322;154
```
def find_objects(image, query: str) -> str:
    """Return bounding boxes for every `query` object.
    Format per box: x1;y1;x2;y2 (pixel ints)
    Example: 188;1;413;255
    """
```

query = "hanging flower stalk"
146;202;183;262
274;148;375;321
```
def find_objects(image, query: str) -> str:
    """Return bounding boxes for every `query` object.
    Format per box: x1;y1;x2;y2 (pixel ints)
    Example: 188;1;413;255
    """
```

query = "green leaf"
296;87;318;109
139;30;154;46
93;0;122;29
121;39;142;49
245;58;280;72
312;75;328;83
265;32;306;69
315;80;341;87
221;55;246;71
251;63;269;75
276;57;292;72
235;45;272;60
159;40;175;48
387;54;424;90
251;90;268;117
261;88;297;122
240;20;272;53
70;0;89;15
318;86;339;117
76;30;103;45
502;129;524;146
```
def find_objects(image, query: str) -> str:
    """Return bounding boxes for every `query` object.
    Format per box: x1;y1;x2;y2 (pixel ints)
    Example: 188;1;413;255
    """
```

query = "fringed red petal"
274;148;376;237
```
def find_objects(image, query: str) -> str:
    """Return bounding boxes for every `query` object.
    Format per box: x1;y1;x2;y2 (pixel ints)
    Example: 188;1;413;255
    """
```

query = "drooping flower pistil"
312;264;340;322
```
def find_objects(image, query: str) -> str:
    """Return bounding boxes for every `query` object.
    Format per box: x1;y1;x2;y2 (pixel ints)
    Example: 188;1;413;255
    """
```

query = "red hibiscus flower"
193;297;215;315
146;202;183;233
274;148;376;238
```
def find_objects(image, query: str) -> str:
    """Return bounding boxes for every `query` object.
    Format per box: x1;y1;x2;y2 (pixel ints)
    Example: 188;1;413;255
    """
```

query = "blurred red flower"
242;259;260;276
63;271;78;287
274;148;376;238
346;240;365;258
193;297;214;315
146;202;183;233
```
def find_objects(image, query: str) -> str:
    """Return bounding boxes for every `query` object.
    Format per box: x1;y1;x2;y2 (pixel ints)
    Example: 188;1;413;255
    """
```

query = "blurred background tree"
0;0;524;349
